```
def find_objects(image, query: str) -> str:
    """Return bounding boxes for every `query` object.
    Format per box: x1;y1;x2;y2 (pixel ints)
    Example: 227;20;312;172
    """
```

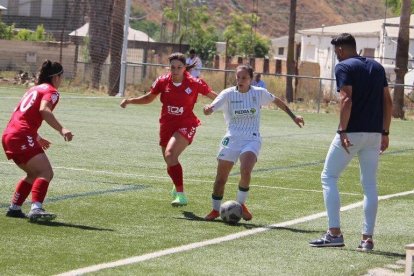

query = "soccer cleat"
171;193;188;207
170;186;177;199
241;204;253;221
6;208;27;219
204;209;220;221
28;208;57;223
357;238;374;252
309;231;345;247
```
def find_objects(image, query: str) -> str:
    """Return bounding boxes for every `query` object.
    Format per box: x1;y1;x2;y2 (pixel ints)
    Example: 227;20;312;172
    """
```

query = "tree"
88;0;113;89
285;0;297;103
386;0;414;15
163;0;219;61
223;13;270;58
108;0;125;96
393;0;411;119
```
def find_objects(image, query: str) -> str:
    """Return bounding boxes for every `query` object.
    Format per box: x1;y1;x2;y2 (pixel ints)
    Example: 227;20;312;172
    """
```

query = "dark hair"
331;33;356;50
169;52;186;65
236;64;254;79
37;60;63;85
169;52;195;72
189;49;196;54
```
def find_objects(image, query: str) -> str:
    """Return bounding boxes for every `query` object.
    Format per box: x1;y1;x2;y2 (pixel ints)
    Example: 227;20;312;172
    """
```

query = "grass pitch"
0;86;413;275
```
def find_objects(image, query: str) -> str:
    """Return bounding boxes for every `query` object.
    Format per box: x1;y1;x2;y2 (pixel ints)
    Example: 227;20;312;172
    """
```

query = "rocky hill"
133;0;390;38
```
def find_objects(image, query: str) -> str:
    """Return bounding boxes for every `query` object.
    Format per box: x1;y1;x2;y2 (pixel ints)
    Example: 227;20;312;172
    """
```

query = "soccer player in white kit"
203;64;305;221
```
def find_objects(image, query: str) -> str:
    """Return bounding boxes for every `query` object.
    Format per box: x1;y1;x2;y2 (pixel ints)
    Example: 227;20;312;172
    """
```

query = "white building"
299;15;414;90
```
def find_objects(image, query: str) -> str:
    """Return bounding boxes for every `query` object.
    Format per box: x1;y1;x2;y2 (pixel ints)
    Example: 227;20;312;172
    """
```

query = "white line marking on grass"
56;189;414;276
0;161;360;196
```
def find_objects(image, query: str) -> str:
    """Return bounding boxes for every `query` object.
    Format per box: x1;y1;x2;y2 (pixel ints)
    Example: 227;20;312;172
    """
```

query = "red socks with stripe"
12;179;32;206
167;163;184;192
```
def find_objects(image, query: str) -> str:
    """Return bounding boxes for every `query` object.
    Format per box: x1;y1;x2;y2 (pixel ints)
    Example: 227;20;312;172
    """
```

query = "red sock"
31;178;50;203
12;179;32;206
167;163;184;192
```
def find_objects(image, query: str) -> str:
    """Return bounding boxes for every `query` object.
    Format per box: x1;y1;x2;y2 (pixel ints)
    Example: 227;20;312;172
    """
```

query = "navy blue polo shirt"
335;56;388;133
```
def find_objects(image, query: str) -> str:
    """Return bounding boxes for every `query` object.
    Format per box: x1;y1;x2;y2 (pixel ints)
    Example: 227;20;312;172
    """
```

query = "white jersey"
211;86;275;138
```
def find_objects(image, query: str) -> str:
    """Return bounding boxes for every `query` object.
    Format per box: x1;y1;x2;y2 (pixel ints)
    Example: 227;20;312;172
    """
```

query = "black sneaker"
309;231;345;247
28;208;56;222
6;208;27;219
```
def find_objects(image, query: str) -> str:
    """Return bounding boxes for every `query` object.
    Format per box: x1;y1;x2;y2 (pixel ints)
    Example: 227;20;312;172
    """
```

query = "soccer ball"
220;200;242;224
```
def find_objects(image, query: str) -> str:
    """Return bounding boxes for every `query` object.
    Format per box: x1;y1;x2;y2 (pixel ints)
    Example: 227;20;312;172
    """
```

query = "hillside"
132;0;389;38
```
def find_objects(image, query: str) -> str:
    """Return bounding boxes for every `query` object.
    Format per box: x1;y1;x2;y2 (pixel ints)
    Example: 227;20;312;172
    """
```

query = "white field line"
0;161;360;196
56;189;414;276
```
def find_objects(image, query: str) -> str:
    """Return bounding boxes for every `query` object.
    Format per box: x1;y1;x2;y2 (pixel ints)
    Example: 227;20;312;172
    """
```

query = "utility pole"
285;0;297;103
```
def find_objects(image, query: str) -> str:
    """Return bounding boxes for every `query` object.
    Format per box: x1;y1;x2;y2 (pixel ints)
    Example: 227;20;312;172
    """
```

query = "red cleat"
241;204;253;221
204;209;220;221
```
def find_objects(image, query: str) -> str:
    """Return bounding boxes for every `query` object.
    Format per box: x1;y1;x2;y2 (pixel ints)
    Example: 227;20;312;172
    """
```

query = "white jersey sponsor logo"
233;108;257;117
167;106;184;115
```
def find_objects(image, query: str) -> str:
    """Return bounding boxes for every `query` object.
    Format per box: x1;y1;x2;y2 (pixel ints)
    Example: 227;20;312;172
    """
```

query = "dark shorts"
2;133;44;164
159;123;198;147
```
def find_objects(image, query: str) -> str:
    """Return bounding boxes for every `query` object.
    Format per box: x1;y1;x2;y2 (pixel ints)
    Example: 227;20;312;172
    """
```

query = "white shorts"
217;136;262;163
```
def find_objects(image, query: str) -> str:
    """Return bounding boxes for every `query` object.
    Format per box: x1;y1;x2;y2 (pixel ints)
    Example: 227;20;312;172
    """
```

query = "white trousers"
321;132;381;235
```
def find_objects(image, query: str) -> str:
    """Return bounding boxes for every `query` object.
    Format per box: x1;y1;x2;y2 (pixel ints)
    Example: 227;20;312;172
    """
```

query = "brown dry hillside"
133;0;388;38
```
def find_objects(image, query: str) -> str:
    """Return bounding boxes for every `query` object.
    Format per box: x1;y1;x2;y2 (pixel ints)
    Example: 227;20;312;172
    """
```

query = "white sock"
236;190;249;204
10;204;21;210
31;202;42;210
212;199;221;211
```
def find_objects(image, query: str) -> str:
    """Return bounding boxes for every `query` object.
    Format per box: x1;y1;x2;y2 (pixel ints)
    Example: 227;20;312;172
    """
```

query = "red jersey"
3;83;60;136
150;71;212;125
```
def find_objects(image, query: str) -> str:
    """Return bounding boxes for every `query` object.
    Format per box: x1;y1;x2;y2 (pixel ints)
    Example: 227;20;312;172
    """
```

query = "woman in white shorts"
203;64;305;221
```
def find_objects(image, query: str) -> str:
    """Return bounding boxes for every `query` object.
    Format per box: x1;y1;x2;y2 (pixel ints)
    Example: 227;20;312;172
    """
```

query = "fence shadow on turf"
29;220;115;231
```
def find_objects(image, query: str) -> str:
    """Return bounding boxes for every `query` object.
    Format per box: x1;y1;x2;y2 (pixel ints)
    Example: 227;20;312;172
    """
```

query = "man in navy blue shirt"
309;33;392;251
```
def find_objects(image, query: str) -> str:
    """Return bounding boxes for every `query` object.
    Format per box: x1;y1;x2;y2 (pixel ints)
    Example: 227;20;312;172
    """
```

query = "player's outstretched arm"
120;92;157;108
273;97;304;128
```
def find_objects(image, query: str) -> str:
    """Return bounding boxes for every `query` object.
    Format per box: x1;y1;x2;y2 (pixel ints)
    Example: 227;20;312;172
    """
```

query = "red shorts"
2;133;44;164
159;123;198;147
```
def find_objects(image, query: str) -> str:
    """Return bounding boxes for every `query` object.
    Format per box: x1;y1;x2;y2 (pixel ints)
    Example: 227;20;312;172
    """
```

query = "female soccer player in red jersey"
120;52;217;206
2;60;73;222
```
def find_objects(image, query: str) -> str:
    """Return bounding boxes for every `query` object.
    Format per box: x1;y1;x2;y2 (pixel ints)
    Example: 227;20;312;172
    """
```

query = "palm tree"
393;0;411;119
89;0;113;89
108;0;125;96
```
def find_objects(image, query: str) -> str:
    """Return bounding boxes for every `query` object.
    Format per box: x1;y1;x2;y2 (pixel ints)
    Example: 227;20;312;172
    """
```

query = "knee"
164;151;178;166
321;170;338;186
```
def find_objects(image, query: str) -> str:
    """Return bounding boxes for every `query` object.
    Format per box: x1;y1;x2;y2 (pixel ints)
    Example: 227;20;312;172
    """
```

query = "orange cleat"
241;204;253;221
204;209;220;221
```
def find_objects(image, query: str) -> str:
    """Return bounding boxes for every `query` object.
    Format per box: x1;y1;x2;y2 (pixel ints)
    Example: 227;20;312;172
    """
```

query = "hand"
293;115;305;128
120;99;129;108
37;137;51;150
203;105;214;115
61;128;74;142
339;133;353;154
380;135;389;154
